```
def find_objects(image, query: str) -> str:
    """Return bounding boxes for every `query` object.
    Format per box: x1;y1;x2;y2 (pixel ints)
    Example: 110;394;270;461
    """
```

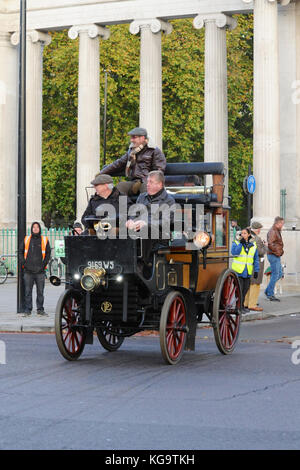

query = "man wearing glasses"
100;127;166;196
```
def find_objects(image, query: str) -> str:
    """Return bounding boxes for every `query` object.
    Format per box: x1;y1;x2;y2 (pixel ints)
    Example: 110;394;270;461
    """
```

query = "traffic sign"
247;175;256;194
243;175;256;194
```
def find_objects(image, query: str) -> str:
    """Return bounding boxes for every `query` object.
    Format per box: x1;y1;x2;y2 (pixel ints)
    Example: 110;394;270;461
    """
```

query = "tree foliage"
42;16;253;227
227;15;253;226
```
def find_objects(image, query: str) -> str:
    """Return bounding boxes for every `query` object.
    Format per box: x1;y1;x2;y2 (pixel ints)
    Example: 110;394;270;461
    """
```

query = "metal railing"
280;188;287;219
0;228;70;277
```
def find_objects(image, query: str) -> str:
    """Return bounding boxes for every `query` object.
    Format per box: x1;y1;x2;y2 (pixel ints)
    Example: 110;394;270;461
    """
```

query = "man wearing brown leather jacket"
265;216;284;301
100;127;166;196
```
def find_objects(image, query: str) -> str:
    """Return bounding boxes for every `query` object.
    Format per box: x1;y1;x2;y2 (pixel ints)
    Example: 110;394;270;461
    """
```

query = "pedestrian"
230;219;241;239
264;216;284;301
231;227;259;314
72;222;83;236
19;222;51;316
244;221;268;311
100;127;166;196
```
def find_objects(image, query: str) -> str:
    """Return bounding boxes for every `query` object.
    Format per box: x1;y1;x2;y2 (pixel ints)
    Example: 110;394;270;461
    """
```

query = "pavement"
0;278;300;333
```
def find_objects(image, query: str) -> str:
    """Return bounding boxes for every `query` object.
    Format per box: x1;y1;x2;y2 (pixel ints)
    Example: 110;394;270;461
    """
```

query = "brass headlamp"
193;231;211;249
80;267;106;291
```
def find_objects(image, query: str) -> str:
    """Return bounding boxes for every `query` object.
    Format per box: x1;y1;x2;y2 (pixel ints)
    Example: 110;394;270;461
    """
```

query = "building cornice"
0;0;252;33
0;0;293;33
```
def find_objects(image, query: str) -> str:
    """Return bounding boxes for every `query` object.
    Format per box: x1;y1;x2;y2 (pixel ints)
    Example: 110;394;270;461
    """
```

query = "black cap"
128;127;148;137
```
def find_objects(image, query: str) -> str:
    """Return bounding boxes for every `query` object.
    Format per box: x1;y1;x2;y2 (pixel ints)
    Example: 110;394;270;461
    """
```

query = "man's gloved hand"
253;272;258;279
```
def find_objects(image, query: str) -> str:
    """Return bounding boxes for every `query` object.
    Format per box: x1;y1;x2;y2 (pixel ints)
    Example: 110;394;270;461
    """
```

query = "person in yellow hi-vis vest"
19;222;51;316
231;227;259;314
244;221;268;311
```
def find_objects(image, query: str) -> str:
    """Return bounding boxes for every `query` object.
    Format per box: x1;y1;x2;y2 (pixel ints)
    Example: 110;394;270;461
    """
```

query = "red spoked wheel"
212;269;241;354
55;289;86;361
160;291;187;365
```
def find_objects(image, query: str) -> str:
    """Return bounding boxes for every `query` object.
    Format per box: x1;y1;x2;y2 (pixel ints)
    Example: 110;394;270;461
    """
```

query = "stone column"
11;30;51;226
242;0;290;226
0;33;18;228
277;1;296;227
294;0;300;223
129;19;172;149
68;24;110;220
193;14;236;196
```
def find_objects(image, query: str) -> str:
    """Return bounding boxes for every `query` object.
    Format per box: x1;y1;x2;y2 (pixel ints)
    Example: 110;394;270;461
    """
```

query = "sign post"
243;166;256;227
17;0;27;313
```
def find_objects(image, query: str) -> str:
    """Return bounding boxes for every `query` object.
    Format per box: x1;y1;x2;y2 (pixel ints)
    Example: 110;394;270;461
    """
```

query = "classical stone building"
0;0;299;273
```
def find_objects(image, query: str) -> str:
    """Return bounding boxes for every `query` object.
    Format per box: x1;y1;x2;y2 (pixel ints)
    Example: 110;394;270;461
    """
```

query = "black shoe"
22;311;32;317
37;310;48;316
269;296;280;302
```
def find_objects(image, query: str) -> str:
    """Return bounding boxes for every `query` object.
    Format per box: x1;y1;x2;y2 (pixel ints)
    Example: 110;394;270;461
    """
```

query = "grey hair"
107;183;114;190
148;170;165;185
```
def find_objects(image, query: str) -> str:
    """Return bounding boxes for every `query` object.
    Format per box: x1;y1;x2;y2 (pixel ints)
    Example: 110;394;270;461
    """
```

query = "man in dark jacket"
126;170;176;235
19;221;51;316
100;127;166;196
81;174;131;231
126;171;176;265
265;216;284;301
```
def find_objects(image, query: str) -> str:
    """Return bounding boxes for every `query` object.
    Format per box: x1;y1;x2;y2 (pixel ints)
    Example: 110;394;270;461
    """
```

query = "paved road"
0;315;299;450
1;278;300;332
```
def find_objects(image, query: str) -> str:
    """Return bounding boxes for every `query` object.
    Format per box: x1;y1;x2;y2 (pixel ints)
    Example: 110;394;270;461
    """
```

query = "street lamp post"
103;70;108;167
17;0;27;313
247;164;252;226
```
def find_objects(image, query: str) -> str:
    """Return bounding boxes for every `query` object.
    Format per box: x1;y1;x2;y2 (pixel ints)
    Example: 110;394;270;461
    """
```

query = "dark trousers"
24;272;45;312
239;277;251;307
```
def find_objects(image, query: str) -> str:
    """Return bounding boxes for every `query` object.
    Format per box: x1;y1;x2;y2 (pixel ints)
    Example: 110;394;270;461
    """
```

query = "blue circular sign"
247;175;256;194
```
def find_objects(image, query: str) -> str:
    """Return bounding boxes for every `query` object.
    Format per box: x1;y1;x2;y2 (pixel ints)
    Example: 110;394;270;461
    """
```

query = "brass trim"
101;301;113;313
83;267;106;277
168;270;177;286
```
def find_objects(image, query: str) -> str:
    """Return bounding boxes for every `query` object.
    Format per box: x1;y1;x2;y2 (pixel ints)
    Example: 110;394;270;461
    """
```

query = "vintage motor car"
51;162;242;365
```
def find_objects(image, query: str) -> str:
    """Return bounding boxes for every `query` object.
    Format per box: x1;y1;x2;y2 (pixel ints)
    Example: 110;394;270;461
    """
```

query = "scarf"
125;140;148;177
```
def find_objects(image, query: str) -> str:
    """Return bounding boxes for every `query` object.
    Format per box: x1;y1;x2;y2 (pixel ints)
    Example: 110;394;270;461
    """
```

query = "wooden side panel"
196;262;227;292
166;254;192;263
182;264;190;289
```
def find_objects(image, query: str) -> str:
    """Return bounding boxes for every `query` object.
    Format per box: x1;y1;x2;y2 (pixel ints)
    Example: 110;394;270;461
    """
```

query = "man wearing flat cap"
244;221;268;311
100;127;166;196
81;174;128;230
